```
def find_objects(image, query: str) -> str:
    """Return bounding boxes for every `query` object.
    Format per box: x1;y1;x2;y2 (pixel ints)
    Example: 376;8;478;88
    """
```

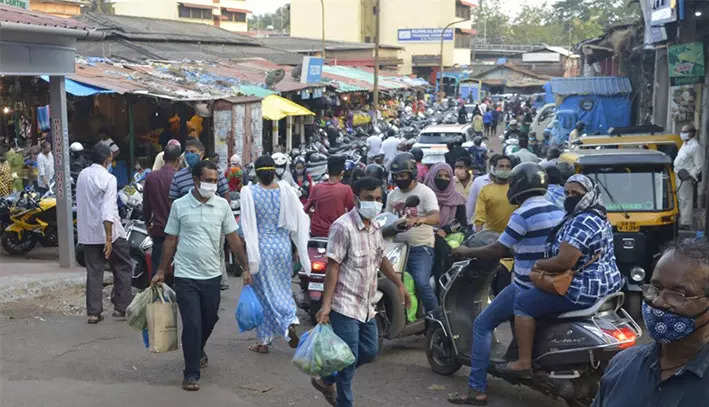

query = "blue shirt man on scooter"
448;163;564;405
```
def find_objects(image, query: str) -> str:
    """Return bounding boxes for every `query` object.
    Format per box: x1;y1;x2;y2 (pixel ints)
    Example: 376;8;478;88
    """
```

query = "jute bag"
146;284;178;353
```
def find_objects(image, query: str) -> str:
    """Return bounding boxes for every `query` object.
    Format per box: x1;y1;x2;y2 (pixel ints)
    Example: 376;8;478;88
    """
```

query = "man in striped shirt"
448;163;564;405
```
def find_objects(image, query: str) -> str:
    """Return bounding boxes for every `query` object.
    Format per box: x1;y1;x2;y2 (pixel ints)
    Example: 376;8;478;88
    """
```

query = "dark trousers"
84;237;133;316
323;311;379;407
150;235;165;274
175;276;221;381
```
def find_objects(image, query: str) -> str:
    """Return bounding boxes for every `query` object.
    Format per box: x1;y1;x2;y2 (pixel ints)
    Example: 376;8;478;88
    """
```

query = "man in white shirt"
36;141;54;192
674;124;704;229
381;134;402;168
76;143;133;324
366;133;383;163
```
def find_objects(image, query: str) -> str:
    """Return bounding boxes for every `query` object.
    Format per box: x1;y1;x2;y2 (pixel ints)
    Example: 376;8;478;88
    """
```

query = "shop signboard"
398;28;453;42
300;57;323;84
669;42;705;86
0;0;29;8
648;0;677;26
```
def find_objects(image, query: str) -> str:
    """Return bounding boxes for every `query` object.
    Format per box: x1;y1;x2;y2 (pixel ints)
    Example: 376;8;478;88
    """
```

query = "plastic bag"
235;285;264;332
126;288;154;331
146;284;178;353
292;324;356;377
403;272;419;322
445;232;465;249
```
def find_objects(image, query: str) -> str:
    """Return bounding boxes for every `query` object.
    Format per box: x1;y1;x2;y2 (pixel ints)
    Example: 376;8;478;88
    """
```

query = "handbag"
530;252;601;296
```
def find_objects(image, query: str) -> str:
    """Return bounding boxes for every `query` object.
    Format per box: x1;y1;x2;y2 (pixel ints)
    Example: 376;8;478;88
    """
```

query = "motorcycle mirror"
405;195;420;208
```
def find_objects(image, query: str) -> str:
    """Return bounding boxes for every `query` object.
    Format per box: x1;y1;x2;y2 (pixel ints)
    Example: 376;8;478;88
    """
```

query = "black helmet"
389;152;417;179
365;163;387;180
557;161;575;183
507;163;548;205
410;147;424;162
473;136;483;146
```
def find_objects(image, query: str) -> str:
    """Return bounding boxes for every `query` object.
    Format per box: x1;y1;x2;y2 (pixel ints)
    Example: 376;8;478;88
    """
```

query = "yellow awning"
261;94;315;121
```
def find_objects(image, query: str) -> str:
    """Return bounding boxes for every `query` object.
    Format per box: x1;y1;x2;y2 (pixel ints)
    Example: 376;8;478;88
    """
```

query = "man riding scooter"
448;163;565;405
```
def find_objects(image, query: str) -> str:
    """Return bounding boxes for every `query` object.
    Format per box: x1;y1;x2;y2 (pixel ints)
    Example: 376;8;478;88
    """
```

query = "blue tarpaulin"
558;96;631;135
40;76;114;97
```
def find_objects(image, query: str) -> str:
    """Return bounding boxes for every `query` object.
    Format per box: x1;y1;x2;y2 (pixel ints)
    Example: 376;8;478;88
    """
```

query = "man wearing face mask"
305;156;354;238
453;156;474;200
169;138;231;290
152;160;248;392
465;154;503;222
312;176;410;407
673;124;704;230
473;155;517;233
386;153;440;314
272;152;297;189
591;239;709;407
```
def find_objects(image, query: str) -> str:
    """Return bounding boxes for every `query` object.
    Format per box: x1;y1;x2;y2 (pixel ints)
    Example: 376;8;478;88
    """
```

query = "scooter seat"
555;292;625;319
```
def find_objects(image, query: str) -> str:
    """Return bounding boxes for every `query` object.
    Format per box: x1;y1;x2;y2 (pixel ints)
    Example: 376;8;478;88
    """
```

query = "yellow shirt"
474;183;518;233
455;176;473;200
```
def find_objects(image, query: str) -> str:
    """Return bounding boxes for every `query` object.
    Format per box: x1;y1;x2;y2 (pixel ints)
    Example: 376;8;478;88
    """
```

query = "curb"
0;273;114;304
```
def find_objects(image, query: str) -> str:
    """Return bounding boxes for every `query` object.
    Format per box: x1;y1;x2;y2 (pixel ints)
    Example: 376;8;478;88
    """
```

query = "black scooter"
425;232;642;407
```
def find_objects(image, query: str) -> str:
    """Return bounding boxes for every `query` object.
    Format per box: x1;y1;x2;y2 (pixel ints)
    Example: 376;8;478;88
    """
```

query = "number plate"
308;282;324;291
617;221;640;232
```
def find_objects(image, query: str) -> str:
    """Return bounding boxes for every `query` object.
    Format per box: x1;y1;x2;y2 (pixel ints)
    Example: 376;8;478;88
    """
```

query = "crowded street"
2;1;709;407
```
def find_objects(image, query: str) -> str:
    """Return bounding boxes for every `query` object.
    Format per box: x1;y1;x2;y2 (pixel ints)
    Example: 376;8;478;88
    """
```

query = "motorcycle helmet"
507;162;548;205
473;136;483;146
272;152;289;177
557;161;575;183
389;152;417;179
70;142;84;152
365;163;387;181
410;147;424;163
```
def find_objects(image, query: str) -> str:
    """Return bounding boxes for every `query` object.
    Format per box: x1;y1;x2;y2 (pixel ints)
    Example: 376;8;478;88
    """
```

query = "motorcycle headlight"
629;266;646;283
139;236;153;251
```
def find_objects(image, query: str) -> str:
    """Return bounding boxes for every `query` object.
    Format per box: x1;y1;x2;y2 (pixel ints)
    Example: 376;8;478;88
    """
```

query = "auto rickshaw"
560;148;679;319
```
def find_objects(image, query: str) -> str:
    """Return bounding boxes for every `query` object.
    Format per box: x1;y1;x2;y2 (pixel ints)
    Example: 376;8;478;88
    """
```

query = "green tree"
247;4;290;33
472;0;511;43
508;3;565;45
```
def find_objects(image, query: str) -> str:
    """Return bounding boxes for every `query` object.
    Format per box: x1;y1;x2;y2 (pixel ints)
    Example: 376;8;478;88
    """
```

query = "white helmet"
70;142;84;152
271;152;289;167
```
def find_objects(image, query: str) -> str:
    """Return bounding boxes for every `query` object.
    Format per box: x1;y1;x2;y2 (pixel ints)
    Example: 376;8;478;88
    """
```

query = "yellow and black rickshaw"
560;148;679;317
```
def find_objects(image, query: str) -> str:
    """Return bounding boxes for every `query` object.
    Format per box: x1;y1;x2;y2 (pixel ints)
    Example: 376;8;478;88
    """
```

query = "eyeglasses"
641;284;706;308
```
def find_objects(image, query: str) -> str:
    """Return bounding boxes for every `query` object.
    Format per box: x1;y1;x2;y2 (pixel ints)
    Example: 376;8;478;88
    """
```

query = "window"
222;9;246;22
455;32;471;49
585;166;673;212
178;5;212;20
456;4;471;19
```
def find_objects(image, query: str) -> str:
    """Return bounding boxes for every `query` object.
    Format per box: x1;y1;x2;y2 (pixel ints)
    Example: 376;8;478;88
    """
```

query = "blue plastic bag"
292;324;356;377
235;285;264;332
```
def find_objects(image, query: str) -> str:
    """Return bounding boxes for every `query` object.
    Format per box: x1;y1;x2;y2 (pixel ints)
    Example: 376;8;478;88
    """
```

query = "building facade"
29;0;86;17
110;0;250;32
290;0;473;75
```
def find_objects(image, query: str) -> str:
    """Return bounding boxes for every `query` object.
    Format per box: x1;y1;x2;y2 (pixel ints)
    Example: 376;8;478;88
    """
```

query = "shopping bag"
146;284;178;353
292;323;356;377
235;285;264;332
126;287;154;331
403;272;419;323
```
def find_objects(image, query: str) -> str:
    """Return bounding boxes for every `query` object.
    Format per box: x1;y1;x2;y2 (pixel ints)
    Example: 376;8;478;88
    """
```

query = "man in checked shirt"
311;176;410;407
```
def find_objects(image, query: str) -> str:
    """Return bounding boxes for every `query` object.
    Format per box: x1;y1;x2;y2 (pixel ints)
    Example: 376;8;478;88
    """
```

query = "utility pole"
439;18;468;97
320;0;326;59
373;0;380;108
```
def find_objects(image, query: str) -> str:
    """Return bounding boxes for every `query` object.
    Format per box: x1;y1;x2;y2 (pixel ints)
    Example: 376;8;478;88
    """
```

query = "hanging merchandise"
37;105;50;132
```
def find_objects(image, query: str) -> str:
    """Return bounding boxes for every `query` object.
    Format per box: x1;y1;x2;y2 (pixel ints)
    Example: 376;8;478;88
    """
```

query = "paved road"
0;277;564;407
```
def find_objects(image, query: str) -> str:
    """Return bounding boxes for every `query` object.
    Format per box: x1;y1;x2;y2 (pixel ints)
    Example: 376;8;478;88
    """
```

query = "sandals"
288;325;300;349
311;377;336;406
87;315;103;324
182;378;200;391
112;310;126;320
448;390;488;405
248;344;270;354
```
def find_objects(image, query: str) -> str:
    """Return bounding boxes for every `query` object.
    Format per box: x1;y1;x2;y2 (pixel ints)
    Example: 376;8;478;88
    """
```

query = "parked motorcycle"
124;219;154;289
298;236;329;324
425;231;642;407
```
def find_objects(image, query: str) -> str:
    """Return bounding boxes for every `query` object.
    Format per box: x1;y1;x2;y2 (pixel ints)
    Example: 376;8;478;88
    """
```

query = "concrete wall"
290;0;363;42
29;0;82;17
112;0;249;31
453;48;470;66
220;20;248;32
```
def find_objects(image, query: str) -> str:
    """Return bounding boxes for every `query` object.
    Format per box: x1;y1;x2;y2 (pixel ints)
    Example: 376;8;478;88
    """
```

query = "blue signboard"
398;28;454;42
300;57;323;84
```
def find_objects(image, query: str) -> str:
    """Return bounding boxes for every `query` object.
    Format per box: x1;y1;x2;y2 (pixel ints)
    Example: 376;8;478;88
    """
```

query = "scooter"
425;231;642;407
298;236;329;324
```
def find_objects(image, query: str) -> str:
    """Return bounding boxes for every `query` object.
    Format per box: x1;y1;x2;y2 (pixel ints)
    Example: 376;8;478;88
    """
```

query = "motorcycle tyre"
1;231;37;255
425;323;462;376
308;299;322;326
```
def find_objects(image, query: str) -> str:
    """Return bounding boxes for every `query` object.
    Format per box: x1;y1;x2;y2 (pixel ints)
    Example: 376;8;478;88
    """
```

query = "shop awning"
179;2;215;9
262;95;314;121
40;76;114;96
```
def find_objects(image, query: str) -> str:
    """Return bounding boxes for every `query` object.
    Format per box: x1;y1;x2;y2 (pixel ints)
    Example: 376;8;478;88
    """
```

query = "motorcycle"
298;236;329;324
425;231;642;407
125;219;154;289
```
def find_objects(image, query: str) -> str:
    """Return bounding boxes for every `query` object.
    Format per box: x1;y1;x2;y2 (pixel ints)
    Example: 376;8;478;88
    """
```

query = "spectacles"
641;284;706;308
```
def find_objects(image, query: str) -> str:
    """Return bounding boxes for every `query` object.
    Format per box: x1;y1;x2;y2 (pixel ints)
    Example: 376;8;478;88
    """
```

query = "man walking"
312;176;409;407
152;160;248;392
76;143;133;324
36;141;54;193
143;144;180;280
674;124;703;229
305;156;355;237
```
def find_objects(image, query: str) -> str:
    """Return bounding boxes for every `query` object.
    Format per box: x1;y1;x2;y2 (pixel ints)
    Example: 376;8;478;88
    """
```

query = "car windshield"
417;132;465;144
584;166;673;212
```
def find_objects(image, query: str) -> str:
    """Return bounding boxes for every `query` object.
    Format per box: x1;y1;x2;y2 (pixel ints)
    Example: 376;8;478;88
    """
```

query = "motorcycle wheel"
426;323;462;376
131;256;149;290
1;231;37;255
308;299;322;326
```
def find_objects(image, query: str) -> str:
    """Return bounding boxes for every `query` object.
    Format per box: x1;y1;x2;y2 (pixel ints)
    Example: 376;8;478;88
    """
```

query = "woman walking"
240;155;311;353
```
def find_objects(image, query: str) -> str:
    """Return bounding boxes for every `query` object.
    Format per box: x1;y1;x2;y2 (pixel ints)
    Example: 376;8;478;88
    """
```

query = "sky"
247;0;559;16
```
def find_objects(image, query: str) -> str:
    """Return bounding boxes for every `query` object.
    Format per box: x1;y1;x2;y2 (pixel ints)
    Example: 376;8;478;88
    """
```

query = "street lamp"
439;18;469;98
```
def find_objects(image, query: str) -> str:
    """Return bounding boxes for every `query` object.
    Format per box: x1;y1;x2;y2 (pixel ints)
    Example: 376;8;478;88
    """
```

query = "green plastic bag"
445;232;465;249
403;272;419;322
292;324;356;377
126;284;176;332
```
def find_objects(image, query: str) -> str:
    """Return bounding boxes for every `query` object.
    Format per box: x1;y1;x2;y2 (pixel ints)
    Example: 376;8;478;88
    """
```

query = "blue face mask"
642;301;702;344
185;152;200;168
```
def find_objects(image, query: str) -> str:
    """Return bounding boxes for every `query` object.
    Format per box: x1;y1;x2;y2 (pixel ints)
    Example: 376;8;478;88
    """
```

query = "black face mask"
434;178;450;191
395;177;412;190
258;170;276;186
564;195;583;213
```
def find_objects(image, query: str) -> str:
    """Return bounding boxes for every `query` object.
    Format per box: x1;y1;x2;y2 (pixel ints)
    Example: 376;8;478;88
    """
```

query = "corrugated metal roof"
0;4;92;30
550;77;632;96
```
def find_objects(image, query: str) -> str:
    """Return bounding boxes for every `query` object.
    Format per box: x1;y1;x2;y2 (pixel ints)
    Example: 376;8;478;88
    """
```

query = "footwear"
200;352;208;369
287;325;300;349
87;314;103;324
182;378;200;391
310;377;336;406
447;389;488;405
248;344;270;354
112;310;126;320
494;362;533;379
220;283;230;291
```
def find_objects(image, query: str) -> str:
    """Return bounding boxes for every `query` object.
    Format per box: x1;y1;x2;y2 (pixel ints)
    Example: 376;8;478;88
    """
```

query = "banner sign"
398;28;453;42
0;0;29;8
300;57;323;84
669;42;705;86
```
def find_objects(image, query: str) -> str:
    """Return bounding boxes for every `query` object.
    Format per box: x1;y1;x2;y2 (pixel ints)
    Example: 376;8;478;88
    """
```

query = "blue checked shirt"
498;196;565;288
169;167;229;200
547;212;623;306
545;184;566;210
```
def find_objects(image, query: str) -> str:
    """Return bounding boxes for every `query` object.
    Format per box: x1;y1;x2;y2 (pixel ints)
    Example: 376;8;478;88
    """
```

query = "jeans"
175;276;221;381
469;283;518;392
514;286;585;318
84;237;133;316
407;245;438;313
323;311;378;407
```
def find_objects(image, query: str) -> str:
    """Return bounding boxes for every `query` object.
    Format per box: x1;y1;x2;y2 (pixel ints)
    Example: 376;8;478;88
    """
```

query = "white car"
413;124;472;159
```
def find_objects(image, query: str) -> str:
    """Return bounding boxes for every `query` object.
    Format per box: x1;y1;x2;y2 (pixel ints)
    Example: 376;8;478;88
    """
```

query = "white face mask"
198;181;218;199
680;132;691;141
358;200;383;220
